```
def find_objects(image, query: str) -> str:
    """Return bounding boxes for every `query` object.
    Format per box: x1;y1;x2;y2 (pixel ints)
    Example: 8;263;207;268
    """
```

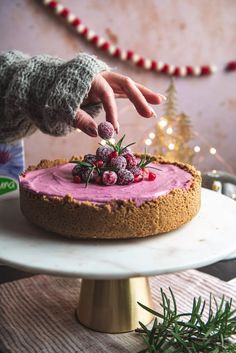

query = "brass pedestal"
76;277;154;333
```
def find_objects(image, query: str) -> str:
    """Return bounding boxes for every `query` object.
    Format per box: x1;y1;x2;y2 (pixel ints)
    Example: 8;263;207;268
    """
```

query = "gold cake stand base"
76;277;154;333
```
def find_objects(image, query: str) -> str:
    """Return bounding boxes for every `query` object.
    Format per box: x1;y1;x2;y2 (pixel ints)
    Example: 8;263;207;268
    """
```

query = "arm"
0;51;107;143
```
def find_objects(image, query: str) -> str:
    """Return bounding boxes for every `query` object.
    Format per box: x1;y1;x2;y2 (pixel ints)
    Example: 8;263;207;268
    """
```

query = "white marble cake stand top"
0;188;236;279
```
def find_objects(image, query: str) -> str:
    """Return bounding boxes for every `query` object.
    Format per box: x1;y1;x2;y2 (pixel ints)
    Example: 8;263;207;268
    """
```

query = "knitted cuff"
81;102;103;119
41;53;108;136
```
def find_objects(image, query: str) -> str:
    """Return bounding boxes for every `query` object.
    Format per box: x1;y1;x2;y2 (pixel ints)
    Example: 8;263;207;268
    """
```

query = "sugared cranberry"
129;166;142;176
121;146;132;155
73;175;82;183
134;175;143;183
72;164;83;176
96;146;113;162
84;154;97;165
102;171;118;186
109;151;119;160
81;168;99;182
123;152;137;169
110;156;127;170
148;172;156;181
98;121;115;140
117;169;134;185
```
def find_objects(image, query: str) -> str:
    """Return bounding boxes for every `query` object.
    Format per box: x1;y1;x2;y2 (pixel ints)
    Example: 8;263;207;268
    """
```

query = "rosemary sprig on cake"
136;288;236;353
71;122;160;186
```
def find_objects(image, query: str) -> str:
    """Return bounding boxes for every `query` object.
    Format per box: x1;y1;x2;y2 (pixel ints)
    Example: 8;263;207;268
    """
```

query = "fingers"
135;83;166;104
101;72;165;118
94;76;119;133
114;93;127;99
120;77;156;118
74;109;98;137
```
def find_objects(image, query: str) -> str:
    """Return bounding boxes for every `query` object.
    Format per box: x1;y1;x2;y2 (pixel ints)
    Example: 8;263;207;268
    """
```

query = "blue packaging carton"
0;140;25;197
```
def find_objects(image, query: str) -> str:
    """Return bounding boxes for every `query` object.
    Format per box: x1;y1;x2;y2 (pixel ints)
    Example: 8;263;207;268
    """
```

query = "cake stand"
0;188;236;333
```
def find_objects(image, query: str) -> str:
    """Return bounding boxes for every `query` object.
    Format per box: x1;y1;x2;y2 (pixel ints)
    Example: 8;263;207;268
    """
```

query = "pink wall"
1;0;236;173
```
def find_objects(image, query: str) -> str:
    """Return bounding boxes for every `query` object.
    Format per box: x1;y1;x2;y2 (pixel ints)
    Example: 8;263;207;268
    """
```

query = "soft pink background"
1;0;236;173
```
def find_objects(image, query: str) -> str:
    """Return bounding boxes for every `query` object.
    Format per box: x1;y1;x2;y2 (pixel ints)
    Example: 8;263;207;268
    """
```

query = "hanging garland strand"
43;0;236;77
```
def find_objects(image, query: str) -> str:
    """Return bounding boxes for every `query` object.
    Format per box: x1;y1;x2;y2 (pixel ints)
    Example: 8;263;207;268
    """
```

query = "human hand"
75;71;166;137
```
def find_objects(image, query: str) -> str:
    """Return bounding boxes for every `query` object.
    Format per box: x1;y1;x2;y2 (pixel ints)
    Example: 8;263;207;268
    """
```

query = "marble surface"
0;188;236;279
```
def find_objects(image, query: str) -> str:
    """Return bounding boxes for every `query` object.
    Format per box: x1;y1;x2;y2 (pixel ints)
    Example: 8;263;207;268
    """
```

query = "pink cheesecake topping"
20;162;193;206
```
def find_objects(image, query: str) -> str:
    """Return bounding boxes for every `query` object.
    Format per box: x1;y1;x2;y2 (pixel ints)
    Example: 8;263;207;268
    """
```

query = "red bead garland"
43;0;235;78
226;61;236;71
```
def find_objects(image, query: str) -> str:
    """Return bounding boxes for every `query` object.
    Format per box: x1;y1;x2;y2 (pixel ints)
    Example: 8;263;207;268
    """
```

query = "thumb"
74;109;98;137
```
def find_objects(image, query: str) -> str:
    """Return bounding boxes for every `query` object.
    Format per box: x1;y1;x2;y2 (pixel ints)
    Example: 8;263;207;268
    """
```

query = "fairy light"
138;77;235;174
166;127;173;135
109;138;116;144
194;146;201;153
212;181;222;192
100;140;106;146
210;147;216;155
76;128;82;132
158;118;168;129
168;143;175;150
145;138;152;146
148;132;156;139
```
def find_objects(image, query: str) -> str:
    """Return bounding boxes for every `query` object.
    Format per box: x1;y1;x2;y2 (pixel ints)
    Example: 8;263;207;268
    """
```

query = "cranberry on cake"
19;123;201;239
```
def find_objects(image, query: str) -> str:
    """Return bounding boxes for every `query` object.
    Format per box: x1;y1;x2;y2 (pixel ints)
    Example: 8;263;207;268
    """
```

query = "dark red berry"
72;164;83;176
123;152;137;169
109;151;119;160
134;175;143;183
98;121;115;140
129;166;142;176
102;171;118;186
226;61;236;71
110;156;127;170
148;172;156;181
84;154;97;165
81;168;99;182
117;169;134;185
73;175;82;183
94;160;103;168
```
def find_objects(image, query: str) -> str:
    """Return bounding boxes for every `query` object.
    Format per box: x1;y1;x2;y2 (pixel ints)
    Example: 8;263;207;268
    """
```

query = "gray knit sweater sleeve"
0;51;108;143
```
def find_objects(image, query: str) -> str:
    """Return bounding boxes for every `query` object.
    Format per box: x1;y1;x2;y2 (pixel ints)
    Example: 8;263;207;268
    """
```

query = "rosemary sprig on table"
136;288;236;353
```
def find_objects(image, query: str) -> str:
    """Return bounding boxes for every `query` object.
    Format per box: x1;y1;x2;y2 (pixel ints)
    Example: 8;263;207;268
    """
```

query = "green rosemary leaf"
169;287;177;315
105;140;116;150
137;302;164;319
139;155;157;168
85;166;94;188
117;134;126;149
149;318;158;345
144;166;162;172
171;332;191;351
120;142;136;154
137;288;236;353
69;160;81;164
70;160;92;167
80;161;94;167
